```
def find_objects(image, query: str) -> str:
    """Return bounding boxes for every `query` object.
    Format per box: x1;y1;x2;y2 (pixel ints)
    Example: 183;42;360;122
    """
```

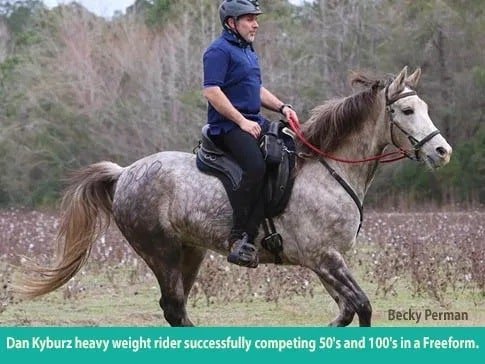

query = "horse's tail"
12;161;124;299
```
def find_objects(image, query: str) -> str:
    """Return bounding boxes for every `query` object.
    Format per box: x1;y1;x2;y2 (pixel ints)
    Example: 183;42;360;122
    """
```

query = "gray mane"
299;73;387;154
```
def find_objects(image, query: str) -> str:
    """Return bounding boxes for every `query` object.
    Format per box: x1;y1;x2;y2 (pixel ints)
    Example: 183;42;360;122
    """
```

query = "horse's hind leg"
127;234;204;326
139;244;190;326
153;244;206;327
180;245;206;299
314;249;372;327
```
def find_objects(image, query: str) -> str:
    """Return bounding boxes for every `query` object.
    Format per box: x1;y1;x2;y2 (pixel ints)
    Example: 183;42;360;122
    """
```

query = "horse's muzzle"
423;142;452;169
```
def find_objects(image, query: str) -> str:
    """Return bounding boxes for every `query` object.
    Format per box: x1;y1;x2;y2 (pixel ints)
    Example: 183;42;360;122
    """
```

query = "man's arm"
260;86;285;112
203;86;262;139
260;87;300;125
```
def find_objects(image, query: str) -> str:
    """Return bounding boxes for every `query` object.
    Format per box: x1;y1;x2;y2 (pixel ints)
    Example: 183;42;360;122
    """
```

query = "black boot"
227;232;259;268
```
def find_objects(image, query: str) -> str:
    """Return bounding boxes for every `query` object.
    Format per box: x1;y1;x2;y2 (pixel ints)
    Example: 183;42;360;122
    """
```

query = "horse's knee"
160;296;190;327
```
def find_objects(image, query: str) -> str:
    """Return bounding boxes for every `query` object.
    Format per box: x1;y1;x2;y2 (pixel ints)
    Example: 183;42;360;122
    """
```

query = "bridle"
288;84;441;164
287;84;442;237
385;86;441;162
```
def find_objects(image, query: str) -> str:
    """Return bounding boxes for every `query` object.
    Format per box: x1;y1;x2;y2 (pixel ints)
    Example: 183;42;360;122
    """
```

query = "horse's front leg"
312;249;372;327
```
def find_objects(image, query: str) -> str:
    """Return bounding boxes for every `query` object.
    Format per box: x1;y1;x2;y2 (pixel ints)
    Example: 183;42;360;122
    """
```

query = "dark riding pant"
211;127;266;242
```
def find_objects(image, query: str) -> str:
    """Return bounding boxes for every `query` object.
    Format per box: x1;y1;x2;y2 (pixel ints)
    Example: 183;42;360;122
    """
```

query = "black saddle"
195;121;297;219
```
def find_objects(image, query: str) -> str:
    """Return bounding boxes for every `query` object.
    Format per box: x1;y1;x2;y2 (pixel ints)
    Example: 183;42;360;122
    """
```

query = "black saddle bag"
260;121;285;164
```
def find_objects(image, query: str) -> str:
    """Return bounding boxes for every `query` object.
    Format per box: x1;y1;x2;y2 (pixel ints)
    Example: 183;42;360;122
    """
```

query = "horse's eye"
402;108;414;115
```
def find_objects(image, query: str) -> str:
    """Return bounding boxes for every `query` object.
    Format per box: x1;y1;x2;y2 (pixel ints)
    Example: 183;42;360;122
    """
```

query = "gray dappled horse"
14;67;452;326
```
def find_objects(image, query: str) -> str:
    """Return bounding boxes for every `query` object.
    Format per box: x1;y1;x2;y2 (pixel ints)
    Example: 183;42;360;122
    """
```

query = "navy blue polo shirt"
203;30;266;135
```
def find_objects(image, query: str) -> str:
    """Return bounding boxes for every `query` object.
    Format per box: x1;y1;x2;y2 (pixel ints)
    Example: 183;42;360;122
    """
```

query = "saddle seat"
197;125;244;190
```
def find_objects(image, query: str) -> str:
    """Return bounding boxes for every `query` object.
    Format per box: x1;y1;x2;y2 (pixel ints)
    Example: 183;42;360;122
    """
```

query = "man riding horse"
202;0;300;268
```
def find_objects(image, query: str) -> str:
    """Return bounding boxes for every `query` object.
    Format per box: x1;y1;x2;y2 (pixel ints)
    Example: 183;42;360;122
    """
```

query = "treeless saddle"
195;121;297;263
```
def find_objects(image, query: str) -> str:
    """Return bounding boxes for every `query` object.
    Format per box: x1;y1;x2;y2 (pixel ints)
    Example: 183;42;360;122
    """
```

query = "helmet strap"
225;17;252;48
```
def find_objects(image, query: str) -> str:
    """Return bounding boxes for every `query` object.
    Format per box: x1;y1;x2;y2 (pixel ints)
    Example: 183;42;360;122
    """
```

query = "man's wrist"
278;103;293;115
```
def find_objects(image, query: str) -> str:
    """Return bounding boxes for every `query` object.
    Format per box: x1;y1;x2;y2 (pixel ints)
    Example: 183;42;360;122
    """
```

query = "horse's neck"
307;106;388;201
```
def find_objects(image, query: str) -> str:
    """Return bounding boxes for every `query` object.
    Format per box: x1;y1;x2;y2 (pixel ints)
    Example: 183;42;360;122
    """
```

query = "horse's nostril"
436;147;447;156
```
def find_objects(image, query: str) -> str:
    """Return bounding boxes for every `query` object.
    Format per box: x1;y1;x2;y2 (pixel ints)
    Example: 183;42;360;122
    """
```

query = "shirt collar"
222;29;252;49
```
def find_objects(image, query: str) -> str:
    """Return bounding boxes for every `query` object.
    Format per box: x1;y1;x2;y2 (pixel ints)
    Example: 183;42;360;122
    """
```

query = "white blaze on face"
392;87;452;168
385;67;452;168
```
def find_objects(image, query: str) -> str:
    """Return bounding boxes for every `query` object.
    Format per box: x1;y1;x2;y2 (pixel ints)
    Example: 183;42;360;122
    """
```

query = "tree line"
0;0;483;207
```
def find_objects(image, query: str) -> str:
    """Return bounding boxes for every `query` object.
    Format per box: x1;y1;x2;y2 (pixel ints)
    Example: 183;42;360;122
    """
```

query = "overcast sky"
43;1;307;17
43;0;135;16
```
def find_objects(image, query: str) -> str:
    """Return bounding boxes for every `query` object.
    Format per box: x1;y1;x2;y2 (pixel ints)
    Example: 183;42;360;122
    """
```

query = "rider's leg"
211;127;266;267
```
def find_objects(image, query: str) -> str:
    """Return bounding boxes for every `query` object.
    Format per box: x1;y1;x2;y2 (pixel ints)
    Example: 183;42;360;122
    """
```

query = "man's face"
228;14;259;43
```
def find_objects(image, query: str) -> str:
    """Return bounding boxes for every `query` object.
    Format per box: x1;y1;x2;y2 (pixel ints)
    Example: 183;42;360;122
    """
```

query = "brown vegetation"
0;208;483;313
0;1;484;206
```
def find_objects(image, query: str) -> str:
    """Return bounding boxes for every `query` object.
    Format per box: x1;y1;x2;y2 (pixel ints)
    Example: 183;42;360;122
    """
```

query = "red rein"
287;115;407;164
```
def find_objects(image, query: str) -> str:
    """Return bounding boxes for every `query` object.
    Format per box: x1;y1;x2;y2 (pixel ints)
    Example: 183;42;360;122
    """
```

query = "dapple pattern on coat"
13;67;452;327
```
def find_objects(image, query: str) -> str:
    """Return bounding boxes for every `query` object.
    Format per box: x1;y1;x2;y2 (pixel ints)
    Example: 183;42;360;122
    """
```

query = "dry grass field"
0;208;483;326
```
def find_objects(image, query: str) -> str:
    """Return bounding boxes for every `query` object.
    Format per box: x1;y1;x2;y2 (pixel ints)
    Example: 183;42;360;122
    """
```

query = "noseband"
385;86;441;161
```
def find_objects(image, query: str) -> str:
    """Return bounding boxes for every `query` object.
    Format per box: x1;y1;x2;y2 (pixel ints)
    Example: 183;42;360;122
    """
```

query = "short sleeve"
203;47;230;88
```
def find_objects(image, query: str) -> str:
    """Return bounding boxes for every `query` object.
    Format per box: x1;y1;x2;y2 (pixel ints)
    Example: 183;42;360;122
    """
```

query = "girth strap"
261;218;283;264
320;158;363;236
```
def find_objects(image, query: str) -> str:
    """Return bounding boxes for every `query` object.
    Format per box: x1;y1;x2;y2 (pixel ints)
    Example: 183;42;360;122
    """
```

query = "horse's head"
385;66;452;168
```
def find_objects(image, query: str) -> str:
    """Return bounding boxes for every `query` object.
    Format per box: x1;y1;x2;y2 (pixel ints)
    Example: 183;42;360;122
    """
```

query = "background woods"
0;0;483;207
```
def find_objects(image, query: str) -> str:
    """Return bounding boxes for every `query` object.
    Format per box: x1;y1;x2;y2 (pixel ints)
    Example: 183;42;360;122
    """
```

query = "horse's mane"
299;72;387;154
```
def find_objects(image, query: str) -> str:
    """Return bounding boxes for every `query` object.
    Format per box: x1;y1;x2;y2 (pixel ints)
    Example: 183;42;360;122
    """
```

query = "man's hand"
281;106;301;128
240;119;262;139
203;86;262;138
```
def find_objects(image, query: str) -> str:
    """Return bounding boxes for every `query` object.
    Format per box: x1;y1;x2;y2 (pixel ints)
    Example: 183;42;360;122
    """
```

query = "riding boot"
227;232;259;268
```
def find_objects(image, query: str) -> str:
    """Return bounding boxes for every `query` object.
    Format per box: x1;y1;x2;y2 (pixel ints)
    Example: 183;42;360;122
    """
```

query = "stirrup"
227;233;259;269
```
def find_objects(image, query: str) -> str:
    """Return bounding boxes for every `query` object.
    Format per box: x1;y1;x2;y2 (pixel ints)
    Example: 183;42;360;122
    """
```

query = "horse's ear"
388;66;408;96
406;68;421;88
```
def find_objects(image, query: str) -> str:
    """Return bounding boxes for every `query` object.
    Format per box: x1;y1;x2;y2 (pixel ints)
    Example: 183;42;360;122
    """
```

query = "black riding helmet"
219;0;263;29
